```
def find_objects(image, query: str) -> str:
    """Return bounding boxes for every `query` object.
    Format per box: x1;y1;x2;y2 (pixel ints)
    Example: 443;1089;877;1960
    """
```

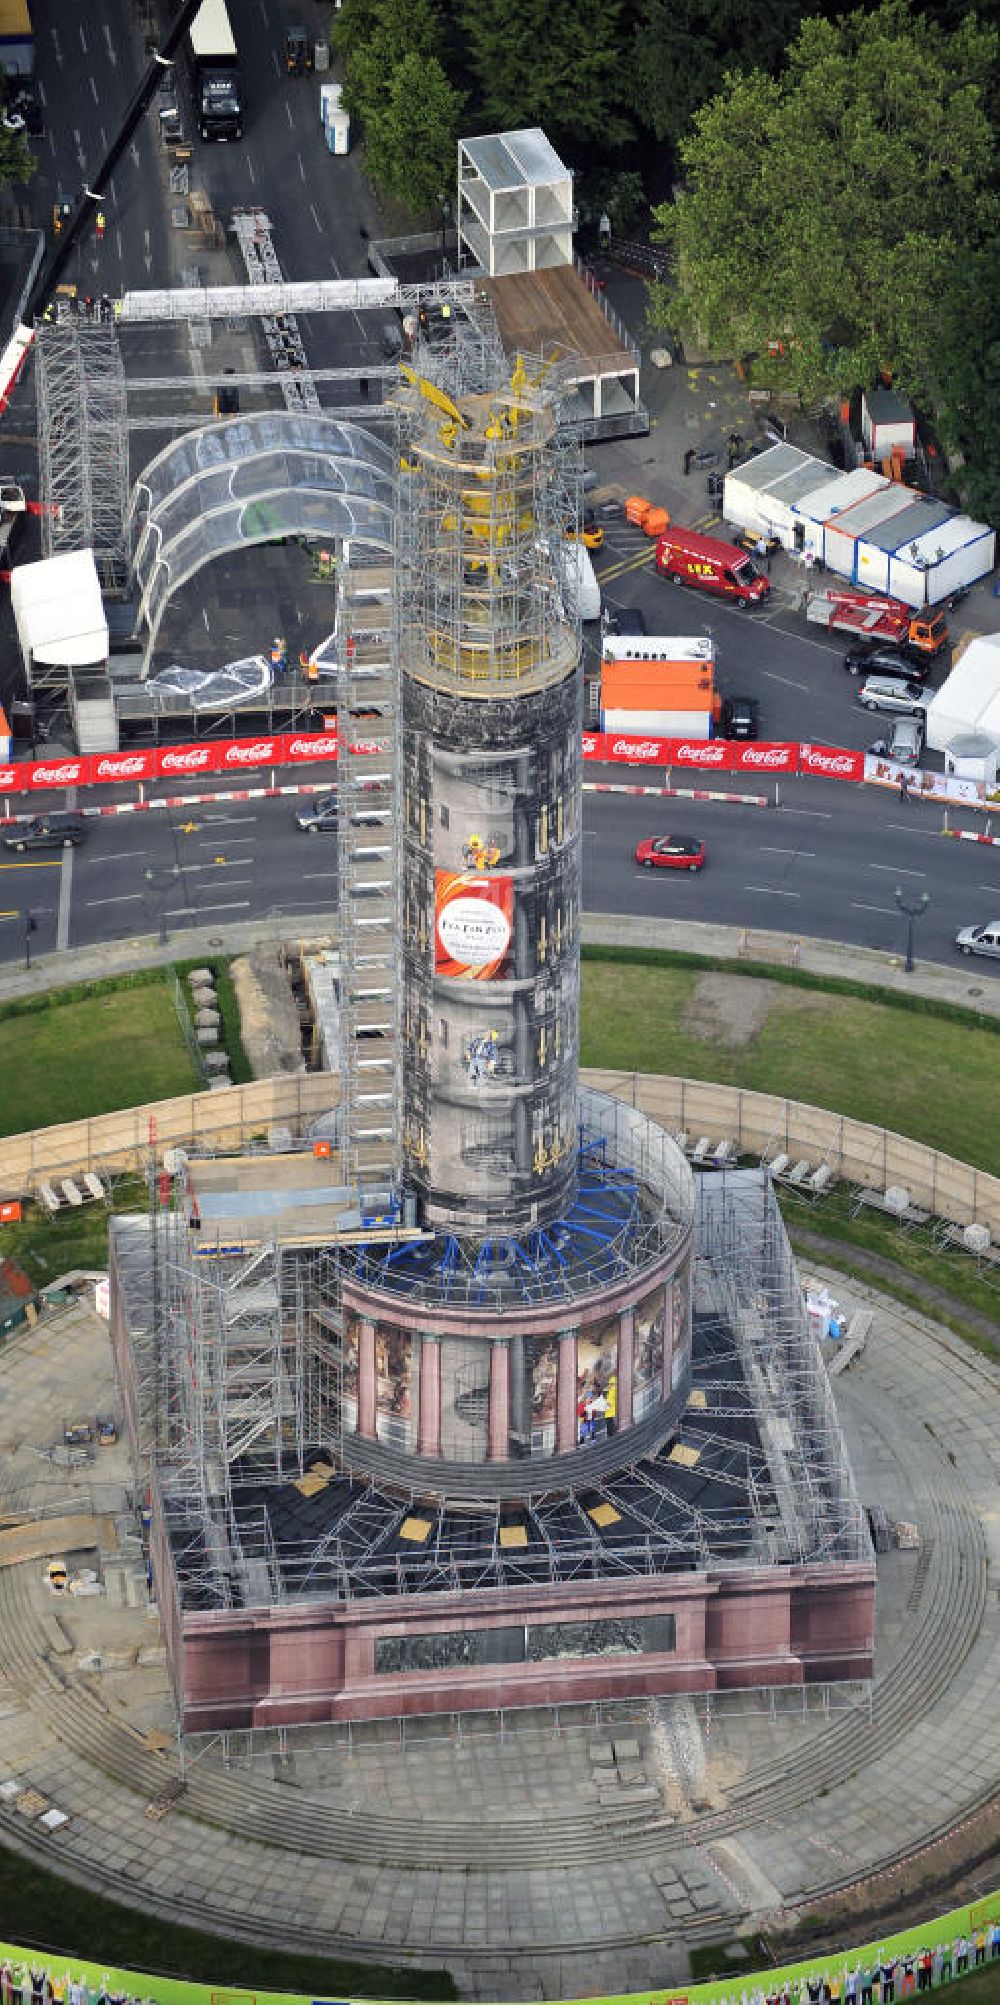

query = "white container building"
787;468;888;563
861;389;916;460
886;513;996;608
722;444;832;545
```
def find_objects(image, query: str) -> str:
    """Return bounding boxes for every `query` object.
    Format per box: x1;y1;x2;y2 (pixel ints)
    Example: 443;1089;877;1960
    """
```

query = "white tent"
11;550;108;673
924;635;1000;752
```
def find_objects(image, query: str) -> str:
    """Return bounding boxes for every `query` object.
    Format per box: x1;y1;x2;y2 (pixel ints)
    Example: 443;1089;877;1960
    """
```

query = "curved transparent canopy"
129;414;396;671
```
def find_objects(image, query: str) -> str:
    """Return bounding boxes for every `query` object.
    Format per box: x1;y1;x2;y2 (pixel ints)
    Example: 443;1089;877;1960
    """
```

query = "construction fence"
0;1070;997;1240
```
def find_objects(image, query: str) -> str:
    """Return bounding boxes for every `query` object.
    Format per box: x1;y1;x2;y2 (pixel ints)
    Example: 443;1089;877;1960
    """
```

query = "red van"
655;526;770;606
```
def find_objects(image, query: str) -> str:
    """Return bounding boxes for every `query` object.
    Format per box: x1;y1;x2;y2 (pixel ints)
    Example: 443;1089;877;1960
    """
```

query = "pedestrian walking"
755;533;771;574
683;447;695;476
899;773;910;803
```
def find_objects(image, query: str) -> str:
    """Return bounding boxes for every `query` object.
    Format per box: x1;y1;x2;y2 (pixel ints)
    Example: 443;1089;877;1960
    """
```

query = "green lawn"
0;977;200;1139
580;959;1000;1177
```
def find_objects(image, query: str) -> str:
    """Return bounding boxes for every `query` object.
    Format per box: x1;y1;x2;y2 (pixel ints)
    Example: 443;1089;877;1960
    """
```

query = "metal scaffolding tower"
35;322;129;574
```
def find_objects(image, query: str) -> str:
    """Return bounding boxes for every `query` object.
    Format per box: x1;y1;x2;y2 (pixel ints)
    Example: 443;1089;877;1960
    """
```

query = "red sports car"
634;834;706;872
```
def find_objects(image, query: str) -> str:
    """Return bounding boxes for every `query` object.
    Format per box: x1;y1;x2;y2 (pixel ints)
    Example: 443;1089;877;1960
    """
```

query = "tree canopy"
928;243;1000;522
457;0;630;151
627;0;804;150
650;0;998;405
363;52;466;213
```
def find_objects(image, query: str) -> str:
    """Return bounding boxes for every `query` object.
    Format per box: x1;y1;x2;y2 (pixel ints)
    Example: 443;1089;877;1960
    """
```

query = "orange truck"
600;636;721;739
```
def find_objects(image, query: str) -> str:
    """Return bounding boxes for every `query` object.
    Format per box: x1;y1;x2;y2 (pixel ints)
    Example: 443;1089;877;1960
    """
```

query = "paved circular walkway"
0;1263;996;2000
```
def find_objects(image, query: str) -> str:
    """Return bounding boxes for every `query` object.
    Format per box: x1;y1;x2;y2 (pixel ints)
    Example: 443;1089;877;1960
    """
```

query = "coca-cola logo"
802;748;855;774
30;761;84;785
739;746;793;768
612;738;661;759
0;767;18;789
581;735;597;755
160;746;212;772
223;741;277;764
288;736;337;758
94;755;148;779
675;742;726;764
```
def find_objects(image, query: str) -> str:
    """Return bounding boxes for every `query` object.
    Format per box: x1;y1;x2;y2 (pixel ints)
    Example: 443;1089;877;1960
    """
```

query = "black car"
843;642;930;682
4;813;86;851
721;695;759;740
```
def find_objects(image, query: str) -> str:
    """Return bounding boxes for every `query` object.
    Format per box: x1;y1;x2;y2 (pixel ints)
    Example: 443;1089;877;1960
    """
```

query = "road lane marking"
776;808;832;819
285;99;293;125
56;846;74;951
310;203;323;233
742;885;801;898
302;871;339;880
298;152;307;182
79;21;87;51
763;671;808;690
85;893;145;907
103;22;116;64
246;153;256;184
0;859;62;870
870;863;926;877
91;849;148;862
851;903;897;914
166;901;251;917
759;846;815;857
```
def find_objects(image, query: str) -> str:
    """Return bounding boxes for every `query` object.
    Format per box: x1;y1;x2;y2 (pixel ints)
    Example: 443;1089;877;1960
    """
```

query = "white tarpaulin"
11;550;108;669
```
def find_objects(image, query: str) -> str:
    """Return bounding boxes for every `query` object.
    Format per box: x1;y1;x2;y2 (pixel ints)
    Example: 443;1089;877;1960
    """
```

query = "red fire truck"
803;585;948;657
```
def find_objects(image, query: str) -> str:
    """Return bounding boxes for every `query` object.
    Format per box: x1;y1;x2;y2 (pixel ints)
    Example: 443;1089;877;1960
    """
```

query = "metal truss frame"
35;322;129;572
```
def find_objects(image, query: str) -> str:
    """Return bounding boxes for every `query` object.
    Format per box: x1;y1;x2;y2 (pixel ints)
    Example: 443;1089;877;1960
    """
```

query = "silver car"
857;674;926;717
955;919;1000;960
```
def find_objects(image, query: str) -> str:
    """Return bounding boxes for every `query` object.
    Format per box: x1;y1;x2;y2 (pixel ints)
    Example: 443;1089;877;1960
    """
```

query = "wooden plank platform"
482;266;634;376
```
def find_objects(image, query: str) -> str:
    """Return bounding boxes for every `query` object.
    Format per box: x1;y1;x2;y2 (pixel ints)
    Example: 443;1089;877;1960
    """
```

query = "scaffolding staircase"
335;576;402;1214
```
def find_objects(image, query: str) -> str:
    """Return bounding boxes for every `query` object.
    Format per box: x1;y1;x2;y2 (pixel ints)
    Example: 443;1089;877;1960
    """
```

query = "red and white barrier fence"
584;782;767;807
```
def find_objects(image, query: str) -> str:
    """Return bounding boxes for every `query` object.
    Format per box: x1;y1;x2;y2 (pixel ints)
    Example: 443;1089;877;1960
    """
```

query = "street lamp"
894;886;929;974
22;908;37;970
144;864;182;946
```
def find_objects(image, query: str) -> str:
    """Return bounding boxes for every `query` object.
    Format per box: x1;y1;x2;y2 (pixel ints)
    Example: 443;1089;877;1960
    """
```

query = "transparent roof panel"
130;415;396;668
461;128;567;191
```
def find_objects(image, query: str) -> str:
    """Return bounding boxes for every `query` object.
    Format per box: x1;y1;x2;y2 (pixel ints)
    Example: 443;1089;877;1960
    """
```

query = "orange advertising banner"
434;872;513;980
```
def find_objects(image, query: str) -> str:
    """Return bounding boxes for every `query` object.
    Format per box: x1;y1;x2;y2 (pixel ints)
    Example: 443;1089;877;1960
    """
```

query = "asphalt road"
2;0;997;980
0;773;998;976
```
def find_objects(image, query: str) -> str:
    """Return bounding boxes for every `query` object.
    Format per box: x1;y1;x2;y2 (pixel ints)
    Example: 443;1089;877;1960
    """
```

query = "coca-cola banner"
799;743;865;783
582;733;801;773
0;732;874;796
